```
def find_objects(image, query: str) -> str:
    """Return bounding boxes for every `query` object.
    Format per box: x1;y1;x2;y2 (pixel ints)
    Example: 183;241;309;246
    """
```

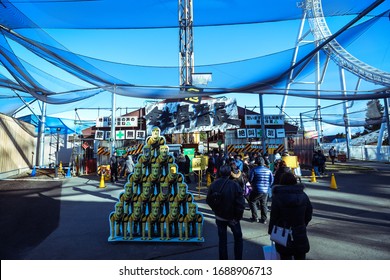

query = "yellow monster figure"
155;182;172;214
146;126;166;157
127;163;144;194
137;145;153;176
137;181;153;214
153;144;174;175
125;202;143;240
161;163;184;195
164;202;183;240
142;201;164;240
144;162;161;195
109;202;127;240
183;203;203;241
173;183;193;215
119;182;137;214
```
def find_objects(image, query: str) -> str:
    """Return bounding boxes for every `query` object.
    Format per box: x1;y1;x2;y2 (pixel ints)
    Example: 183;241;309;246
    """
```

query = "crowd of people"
206;150;313;260
108;147;318;260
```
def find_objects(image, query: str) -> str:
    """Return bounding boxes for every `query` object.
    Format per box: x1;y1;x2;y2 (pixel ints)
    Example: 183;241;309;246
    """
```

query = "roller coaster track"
305;0;390;87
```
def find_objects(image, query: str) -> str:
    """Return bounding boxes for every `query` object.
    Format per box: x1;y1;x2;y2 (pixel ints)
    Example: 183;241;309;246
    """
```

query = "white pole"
111;85;116;156
37;101;47;167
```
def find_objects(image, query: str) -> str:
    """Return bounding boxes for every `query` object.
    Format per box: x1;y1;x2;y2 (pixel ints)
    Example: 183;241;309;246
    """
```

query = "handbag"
270;225;293;247
244;182;252;197
262;242;280;260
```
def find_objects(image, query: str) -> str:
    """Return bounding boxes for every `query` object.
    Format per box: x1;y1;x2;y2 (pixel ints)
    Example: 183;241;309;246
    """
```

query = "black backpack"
208;178;229;212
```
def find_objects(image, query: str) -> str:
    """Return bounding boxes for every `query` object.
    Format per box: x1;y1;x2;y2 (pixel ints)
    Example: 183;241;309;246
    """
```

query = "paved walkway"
0;160;389;260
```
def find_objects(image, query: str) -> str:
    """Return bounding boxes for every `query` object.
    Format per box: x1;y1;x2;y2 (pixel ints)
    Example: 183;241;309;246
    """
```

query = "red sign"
82;142;89;150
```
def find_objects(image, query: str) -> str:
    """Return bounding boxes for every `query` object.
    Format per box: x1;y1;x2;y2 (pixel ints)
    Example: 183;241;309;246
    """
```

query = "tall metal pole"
384;98;390;145
179;0;194;89
37;101;46;167
110;85;116;156
339;67;352;160
281;7;307;112
54;127;60;179
315;41;322;145
259;94;267;154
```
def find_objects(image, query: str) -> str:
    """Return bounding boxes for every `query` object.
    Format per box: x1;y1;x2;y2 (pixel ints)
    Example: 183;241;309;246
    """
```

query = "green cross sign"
116;130;125;140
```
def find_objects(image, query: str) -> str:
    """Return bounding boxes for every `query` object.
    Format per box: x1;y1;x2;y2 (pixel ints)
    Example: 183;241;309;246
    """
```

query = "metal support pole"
281;7;307;112
315;41;322;145
339;67;352;160
54;127;60;179
385;98;390;145
259;94;267;154
111;85;116;156
179;0;194;89
36;101;46;167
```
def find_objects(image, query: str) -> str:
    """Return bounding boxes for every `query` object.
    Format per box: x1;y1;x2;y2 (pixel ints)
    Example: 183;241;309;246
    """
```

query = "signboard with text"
245;114;284;126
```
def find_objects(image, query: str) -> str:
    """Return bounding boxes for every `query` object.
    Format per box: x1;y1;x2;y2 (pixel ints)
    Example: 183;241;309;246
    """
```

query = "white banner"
276;128;286;138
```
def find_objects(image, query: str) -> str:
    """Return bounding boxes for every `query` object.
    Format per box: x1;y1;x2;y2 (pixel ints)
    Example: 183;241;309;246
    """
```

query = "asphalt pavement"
0;159;389;260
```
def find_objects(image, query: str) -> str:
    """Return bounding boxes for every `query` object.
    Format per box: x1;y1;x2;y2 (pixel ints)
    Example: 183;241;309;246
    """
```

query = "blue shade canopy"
18;114;95;135
0;0;389;130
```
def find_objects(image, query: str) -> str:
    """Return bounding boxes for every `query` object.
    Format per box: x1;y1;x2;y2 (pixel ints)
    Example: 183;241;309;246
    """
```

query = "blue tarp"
0;0;389;127
18;114;95;135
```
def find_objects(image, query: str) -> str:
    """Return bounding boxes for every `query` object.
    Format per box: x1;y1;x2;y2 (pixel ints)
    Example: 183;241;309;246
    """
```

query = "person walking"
329;146;337;165
317;150;327;175
273;160;292;185
311;151;321;176
206;152;216;185
118;155;127;179
268;172;313;260
248;157;274;224
206;165;245;260
110;151;119;183
125;155;135;176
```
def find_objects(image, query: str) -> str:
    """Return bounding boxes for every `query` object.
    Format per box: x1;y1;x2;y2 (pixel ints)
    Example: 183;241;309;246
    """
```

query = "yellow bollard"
99;172;106;188
310;169;317;183
330;173;338;190
59;161;64;175
206;173;211;187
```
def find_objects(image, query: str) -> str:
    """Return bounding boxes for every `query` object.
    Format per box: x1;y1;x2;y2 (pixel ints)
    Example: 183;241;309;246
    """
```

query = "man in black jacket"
206;165;245;260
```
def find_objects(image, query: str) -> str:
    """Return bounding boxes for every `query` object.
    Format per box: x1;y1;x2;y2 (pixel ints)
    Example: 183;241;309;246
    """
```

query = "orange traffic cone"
99;172;106;188
310;169;317;183
330;173;338;190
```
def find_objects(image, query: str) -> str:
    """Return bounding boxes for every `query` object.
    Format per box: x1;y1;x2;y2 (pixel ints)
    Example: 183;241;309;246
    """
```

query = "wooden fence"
0;114;36;178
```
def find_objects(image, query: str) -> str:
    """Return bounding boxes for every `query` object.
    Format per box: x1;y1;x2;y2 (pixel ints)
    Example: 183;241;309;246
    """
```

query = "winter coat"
126;156;135;174
249;165;274;194
273;166;292;185
230;169;245;190
176;154;186;175
206;176;245;221
183;155;191;174
268;183;313;255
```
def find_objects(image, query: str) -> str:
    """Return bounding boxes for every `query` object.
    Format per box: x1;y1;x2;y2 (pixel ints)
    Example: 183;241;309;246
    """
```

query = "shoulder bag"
270;225;293;247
